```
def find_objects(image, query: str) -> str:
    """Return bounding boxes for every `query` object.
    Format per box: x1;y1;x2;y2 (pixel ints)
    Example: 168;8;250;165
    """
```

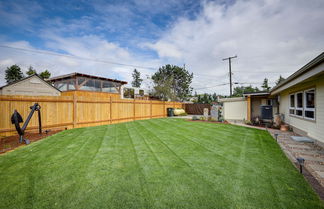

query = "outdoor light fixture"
296;157;305;173
274;133;279;141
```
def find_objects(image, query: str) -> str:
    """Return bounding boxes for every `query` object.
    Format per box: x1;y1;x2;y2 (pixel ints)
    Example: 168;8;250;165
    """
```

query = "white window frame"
295;91;304;118
289;93;295;115
304;88;315;120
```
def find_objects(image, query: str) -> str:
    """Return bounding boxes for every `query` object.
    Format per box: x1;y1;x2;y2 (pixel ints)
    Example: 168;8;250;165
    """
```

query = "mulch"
0;130;62;154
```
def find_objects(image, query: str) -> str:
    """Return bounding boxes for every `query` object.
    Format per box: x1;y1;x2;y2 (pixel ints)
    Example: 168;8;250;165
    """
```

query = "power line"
194;83;229;90
0;45;157;70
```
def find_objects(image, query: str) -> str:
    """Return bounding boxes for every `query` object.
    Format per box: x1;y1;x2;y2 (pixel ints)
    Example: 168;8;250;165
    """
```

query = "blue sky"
0;0;323;94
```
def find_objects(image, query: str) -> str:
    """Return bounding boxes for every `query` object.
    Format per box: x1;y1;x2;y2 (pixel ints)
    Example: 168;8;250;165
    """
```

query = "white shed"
219;97;247;121
0;74;61;96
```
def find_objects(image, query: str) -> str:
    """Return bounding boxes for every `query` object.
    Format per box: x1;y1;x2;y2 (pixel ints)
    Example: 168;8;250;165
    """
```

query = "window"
304;89;315;120
289;94;295;115
123;88;135;99
288;89;315;120
295;92;303;117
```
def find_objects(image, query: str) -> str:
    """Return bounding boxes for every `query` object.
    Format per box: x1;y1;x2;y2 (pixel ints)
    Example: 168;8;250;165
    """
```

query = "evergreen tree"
131;69;143;87
5;65;24;83
39;70;51;79
26;66;36;76
275;75;285;85
261;78;271;92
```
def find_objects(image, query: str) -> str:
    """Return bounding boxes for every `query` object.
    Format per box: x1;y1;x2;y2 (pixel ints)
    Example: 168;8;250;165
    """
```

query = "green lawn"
0;118;323;209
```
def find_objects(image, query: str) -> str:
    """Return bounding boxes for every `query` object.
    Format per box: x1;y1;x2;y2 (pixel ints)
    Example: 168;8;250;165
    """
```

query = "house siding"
279;75;324;145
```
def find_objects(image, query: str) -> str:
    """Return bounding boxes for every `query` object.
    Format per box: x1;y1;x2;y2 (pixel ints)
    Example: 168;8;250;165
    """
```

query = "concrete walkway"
230;122;324;188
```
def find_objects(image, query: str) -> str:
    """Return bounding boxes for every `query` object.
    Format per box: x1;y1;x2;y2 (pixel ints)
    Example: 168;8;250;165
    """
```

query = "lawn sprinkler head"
296;157;305;173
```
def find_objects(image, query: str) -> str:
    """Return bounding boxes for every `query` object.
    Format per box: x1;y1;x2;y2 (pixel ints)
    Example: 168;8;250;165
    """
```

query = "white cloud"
0;36;161;88
146;0;324;94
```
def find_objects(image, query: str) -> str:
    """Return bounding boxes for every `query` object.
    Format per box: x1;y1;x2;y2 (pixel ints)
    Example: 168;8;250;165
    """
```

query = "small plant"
192;115;199;120
244;120;252;125
200;116;206;121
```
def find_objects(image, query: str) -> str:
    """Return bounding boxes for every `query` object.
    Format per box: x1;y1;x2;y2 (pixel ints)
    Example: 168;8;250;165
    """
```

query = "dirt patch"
0;130;62;154
187;120;229;124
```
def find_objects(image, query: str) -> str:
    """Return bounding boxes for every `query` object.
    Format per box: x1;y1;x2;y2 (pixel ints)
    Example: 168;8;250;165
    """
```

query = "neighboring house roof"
271;52;324;94
0;74;61;92
48;72;128;85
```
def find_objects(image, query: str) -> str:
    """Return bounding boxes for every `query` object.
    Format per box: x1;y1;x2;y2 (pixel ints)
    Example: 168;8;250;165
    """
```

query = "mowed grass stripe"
0;118;323;209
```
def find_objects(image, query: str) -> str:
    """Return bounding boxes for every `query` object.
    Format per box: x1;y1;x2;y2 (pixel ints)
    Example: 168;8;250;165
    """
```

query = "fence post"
163;101;166;117
73;91;77;128
150;100;152;118
133;99;136;121
110;96;112;124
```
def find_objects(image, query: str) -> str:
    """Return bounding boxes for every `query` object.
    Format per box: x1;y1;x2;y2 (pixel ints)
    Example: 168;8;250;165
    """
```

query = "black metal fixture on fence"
296;157;305;173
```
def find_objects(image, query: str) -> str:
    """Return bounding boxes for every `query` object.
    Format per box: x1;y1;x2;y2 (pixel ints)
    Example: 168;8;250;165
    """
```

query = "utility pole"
222;55;237;96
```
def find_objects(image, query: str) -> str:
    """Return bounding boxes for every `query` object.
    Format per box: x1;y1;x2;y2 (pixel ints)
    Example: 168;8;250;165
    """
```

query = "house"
243;91;278;121
0;74;61;96
220;52;324;147
48;72;127;98
121;86;149;100
271;52;324;147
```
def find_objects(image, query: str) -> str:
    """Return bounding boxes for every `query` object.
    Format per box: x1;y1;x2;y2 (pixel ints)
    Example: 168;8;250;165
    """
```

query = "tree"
151;64;193;101
131;69;143;87
275;75;285;85
39;70;51;79
26;66;36;76
232;85;260;97
152;76;176;101
261;78;271;91
5;65;24;83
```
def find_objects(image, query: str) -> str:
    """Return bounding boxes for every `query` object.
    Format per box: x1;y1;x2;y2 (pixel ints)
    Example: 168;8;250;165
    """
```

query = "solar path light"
296;157;305;173
274;133;279;141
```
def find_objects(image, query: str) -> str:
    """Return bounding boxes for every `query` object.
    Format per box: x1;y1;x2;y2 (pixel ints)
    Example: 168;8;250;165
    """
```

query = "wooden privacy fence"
0;94;183;137
185;103;211;115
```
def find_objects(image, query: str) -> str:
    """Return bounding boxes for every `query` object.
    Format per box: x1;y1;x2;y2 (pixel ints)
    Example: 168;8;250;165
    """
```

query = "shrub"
192;116;199;120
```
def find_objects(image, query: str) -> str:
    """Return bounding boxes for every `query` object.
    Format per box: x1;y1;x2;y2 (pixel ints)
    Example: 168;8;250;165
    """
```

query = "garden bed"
0;130;62;154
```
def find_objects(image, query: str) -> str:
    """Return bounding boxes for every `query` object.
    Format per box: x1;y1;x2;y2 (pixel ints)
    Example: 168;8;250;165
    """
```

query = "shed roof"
48;72;128;84
0;74;61;92
243;91;269;96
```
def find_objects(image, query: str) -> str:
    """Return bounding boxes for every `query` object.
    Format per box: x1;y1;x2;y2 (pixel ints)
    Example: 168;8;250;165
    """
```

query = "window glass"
296;110;303;116
78;77;86;86
67;80;75;90
290;94;295;107
296;92;303;108
80;79;95;91
102;81;118;93
54;81;67;91
289;109;295;115
305;90;315;108
305;111;314;119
